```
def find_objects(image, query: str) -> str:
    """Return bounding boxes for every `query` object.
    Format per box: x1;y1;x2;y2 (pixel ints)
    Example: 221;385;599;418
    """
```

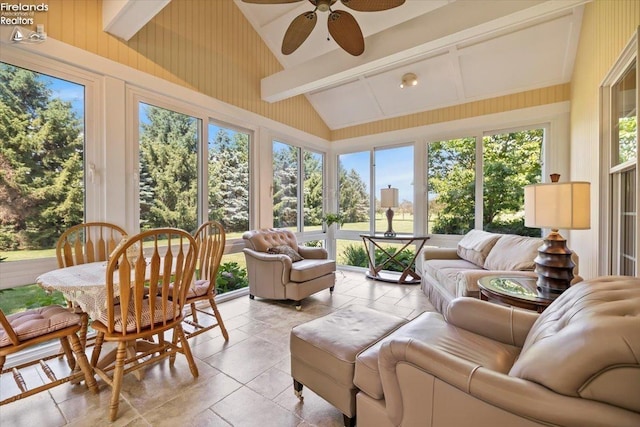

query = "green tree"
338;162;369;223
208;128;249;232
428;131;542;236
0;64;83;250
138;104;198;231
272;142;298;227
303;151;323;227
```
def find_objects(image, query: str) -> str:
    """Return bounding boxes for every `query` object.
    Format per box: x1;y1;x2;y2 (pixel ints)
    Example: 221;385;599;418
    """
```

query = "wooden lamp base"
534;230;575;294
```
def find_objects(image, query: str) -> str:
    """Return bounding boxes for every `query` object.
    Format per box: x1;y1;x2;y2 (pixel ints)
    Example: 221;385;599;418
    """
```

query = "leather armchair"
242;228;335;309
354;276;640;427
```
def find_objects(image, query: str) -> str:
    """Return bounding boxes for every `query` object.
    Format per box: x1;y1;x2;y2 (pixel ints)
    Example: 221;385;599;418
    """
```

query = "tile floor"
0;270;435;427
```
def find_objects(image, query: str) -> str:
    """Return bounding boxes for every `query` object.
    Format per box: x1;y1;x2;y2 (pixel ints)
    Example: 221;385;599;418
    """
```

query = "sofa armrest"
445;298;538;347
243;247;292;284
378;337;640;427
297;246;328;260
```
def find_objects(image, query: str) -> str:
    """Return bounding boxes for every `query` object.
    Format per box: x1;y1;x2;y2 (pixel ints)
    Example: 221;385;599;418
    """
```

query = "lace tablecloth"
36;262;119;319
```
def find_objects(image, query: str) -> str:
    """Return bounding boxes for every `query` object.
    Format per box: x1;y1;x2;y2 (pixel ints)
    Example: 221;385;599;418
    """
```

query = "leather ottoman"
290;305;407;426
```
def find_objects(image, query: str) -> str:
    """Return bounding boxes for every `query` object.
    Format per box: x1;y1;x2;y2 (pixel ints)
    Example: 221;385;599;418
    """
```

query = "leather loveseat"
353;275;640;427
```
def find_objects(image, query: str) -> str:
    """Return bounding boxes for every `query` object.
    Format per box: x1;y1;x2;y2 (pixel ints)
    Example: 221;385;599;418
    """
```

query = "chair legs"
109;342;128;421
184;298;229;341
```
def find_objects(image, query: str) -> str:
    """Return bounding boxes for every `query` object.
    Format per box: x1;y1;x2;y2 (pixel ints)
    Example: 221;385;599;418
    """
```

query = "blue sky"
340;146;414;203
44;75;84;120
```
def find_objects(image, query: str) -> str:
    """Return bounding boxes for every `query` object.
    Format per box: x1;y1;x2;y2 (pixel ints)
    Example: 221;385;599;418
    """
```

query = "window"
374;146;414;234
208;123;250;239
303;150;323;231
427;129;543;237
338;151;370;231
273;141;298;230
138;102;200;232
482;129;542;236
427;137;475;235
272;141;324;232
0;62;86;261
608;57;637;275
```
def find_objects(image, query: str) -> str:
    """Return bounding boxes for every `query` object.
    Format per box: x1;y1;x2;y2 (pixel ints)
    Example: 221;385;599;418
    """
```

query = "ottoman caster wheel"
296;304;302;311
293;379;304;401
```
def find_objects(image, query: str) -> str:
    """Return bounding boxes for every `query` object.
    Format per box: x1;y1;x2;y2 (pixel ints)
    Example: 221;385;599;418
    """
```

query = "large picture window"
208;123;250;238
0;62;85;260
427;129;543;237
338;151;370;231
138;102;200;232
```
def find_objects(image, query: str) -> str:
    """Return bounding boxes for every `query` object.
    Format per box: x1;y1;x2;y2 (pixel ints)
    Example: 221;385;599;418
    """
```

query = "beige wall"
26;0;331;139
570;0;639;279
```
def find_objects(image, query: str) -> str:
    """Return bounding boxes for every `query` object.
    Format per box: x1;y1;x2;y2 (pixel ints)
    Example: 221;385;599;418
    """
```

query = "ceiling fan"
242;0;406;56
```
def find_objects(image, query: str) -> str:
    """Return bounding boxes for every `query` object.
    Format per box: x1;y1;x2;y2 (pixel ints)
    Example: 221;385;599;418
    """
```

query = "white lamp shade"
524;181;591;229
380;187;399;208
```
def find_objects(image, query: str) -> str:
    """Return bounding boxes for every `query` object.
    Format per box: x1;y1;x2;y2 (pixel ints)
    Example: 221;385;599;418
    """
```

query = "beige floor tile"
212;387;301;427
1;268;435;426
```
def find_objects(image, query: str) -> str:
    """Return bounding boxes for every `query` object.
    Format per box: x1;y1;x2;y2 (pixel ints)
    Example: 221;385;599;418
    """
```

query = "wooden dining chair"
55;222;128;347
90;228;199;421
0;306;98;405
56;222;128;268
181;221;229;340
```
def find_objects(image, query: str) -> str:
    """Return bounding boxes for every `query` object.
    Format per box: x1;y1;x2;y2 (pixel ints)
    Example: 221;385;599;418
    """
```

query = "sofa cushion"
509;276;640;412
456;230;501;267
484;234;542;271
422;258;483;298
354;311;521;400
290;258;335;282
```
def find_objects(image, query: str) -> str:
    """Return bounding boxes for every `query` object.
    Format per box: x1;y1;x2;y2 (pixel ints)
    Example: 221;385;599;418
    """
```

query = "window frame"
0;49;102;289
600;29;639;276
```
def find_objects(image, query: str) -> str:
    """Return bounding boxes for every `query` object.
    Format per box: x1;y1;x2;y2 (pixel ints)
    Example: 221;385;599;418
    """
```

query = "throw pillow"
267;245;304;262
456;230;501;268
484;234;542;271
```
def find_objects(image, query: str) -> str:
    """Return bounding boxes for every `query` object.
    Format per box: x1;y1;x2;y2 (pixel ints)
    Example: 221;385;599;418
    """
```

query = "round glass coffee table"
477;276;559;313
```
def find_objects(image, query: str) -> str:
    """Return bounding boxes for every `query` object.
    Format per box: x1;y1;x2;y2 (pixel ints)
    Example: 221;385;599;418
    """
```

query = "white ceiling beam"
261;0;589;103
103;0;171;41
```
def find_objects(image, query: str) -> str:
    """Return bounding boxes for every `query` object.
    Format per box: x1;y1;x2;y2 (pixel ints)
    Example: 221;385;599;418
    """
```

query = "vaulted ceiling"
106;0;588;131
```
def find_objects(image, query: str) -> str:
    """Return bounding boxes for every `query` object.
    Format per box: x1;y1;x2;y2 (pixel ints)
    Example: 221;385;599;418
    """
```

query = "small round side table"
477;276;559;313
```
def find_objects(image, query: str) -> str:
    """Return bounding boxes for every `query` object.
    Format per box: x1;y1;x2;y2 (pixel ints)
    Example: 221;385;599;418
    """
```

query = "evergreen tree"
208;129;249;232
272;143;298;227
0;64;83;249
303;151;323;227
138;105;198;231
338;161;369;223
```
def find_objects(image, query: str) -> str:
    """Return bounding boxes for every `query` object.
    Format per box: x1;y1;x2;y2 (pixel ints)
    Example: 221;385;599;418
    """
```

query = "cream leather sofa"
353;276;640;427
418;230;546;314
242;228;335;309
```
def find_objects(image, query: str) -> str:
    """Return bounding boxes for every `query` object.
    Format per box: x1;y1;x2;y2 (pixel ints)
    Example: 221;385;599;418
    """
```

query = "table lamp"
524;174;590;294
380;185;399;237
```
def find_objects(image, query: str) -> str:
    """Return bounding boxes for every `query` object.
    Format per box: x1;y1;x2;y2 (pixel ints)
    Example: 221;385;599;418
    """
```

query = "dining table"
36;259;170;375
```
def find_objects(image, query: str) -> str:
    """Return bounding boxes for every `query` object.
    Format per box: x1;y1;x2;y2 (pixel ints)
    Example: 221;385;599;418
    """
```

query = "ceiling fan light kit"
400;72;417;88
243;0;406;56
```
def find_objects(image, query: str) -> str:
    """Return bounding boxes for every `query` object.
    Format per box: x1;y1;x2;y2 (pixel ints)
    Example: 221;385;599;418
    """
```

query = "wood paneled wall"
569;0;639;279
25;0;332;139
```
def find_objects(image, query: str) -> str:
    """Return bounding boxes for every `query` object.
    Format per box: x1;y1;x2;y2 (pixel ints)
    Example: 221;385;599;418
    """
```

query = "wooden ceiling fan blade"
282;12;317;55
340;0;405;12
327;10;364;56
241;0;303;4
